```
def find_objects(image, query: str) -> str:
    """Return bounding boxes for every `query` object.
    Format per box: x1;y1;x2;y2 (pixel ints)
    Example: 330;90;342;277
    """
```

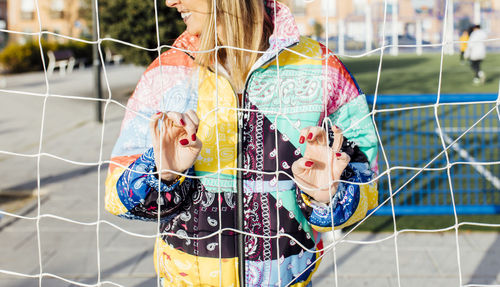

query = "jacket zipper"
235;41;299;286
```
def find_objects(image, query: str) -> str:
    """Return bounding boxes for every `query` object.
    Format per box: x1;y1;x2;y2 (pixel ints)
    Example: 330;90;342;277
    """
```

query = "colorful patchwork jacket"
105;2;378;286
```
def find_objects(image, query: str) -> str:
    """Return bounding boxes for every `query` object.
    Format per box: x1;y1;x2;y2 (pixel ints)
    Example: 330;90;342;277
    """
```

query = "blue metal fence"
366;94;500;215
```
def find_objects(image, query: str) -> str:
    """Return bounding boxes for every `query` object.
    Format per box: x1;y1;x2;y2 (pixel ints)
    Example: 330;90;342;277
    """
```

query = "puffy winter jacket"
105;2;378;286
465;29;487;61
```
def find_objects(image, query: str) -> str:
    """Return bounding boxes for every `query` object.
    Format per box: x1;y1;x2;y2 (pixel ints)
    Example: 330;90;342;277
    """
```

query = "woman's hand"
292;125;350;203
150;110;202;181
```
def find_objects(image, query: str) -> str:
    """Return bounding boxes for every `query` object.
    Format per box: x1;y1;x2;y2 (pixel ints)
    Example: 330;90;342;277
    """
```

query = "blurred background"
0;0;499;68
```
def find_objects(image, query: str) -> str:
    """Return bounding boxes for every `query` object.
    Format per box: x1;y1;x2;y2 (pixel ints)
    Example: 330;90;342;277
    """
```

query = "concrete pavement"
0;66;499;287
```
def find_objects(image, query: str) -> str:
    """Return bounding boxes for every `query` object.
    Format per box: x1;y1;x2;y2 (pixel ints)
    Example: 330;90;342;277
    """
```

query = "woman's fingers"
291;157;316;193
299;126;326;145
331;125;344;152
166;111;198;144
185;109;200;130
336;151;350;162
182;110;200;143
292;157;315;175
190;136;203;150
331;151;350;179
164;111;185;127
150;111;202;161
150;112;163;144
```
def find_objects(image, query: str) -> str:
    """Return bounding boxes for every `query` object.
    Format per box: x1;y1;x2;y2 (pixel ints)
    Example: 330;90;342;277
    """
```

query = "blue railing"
366;93;499;215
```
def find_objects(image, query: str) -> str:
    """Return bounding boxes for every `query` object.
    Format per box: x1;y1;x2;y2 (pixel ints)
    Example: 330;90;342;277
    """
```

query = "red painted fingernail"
179;139;189;145
334;125;340;129
191;134;196;141
180;119;186;126
305;161;314;167
336;153;342;157
307;133;313;140
156;112;162;115
299;136;305;144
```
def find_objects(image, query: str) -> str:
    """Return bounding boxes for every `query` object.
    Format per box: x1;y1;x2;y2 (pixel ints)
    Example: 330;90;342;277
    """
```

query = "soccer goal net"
0;0;499;286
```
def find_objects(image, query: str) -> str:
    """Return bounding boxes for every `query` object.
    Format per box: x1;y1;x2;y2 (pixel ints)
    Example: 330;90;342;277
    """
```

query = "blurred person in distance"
104;0;379;286
459;29;469;64
465;24;487;84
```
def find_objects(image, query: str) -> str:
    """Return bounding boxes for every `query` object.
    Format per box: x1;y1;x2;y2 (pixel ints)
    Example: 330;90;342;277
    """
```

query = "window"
21;0;35;20
321;0;336;17
50;0;64;19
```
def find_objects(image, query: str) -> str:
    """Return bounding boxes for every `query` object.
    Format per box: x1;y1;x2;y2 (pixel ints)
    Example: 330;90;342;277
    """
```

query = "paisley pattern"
247;66;323;114
242;103;303;181
104;1;379;286
157;182;314;261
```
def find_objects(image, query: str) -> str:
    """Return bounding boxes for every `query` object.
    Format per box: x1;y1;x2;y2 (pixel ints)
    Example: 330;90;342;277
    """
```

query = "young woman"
105;0;378;286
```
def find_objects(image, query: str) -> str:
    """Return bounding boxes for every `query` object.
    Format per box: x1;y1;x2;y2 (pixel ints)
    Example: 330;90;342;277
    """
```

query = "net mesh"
0;0;499;286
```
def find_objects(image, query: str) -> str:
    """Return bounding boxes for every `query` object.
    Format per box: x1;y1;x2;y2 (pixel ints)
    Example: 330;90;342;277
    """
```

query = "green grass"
337;52;500;232
341;52;500;95
345;215;500;232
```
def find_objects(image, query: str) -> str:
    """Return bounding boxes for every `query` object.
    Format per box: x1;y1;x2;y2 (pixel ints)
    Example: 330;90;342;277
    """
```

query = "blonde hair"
196;0;274;91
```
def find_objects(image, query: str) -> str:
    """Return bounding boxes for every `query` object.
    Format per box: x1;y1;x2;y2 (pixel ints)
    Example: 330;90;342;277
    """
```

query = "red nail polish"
307;133;313;140
191;134;197;141
334;125;340;129
305;161;314;167
180;119;186;126
156;112;162;115
299;136;305;144
179;139;189;145
336;153;342;157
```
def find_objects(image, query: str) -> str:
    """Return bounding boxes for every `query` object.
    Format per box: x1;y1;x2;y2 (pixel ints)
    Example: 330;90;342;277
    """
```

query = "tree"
93;0;185;66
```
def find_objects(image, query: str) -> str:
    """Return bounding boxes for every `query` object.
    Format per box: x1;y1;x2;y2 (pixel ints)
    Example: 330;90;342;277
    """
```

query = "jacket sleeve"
105;147;195;222
298;48;379;232
297;162;378;232
104;50;196;222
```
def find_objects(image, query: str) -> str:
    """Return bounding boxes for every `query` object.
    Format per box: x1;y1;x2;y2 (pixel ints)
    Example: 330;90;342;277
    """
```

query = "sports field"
341;52;500;95
340;53;500;231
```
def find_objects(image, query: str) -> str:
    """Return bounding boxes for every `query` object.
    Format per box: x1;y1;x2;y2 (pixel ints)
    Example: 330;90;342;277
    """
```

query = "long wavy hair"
196;0;274;91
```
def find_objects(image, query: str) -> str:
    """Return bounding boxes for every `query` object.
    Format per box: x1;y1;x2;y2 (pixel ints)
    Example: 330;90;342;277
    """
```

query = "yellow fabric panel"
365;182;378;211
104;166;129;216
310;224;334;233
194;68;238;177
309;182;377;232
261;37;323;69
155;238;239;287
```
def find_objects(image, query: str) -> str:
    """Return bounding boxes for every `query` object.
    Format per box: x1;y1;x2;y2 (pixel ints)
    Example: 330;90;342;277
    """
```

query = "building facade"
3;0;499;48
290;0;500;50
7;0;89;43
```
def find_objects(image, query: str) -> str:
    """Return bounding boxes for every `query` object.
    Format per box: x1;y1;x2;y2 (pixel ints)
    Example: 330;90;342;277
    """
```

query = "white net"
0;0;499;286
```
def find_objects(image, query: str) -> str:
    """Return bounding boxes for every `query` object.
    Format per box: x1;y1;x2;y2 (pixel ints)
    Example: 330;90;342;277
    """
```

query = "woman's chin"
186;27;201;36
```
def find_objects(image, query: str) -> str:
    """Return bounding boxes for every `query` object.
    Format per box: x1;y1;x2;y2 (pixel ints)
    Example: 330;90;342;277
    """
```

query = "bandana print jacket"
105;2;378;286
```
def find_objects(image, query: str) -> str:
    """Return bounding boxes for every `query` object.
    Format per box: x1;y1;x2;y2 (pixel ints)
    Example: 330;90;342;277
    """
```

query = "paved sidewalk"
0;67;499;287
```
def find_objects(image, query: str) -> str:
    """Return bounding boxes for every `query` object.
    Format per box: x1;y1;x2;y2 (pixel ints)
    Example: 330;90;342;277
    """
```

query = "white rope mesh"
0;0;499;286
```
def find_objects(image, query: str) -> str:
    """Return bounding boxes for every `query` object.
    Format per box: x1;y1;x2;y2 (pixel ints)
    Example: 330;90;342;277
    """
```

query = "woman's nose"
165;0;180;7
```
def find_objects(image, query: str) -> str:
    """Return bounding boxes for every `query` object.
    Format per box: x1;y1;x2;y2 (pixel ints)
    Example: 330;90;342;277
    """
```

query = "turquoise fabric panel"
328;94;378;165
247;65;325;154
